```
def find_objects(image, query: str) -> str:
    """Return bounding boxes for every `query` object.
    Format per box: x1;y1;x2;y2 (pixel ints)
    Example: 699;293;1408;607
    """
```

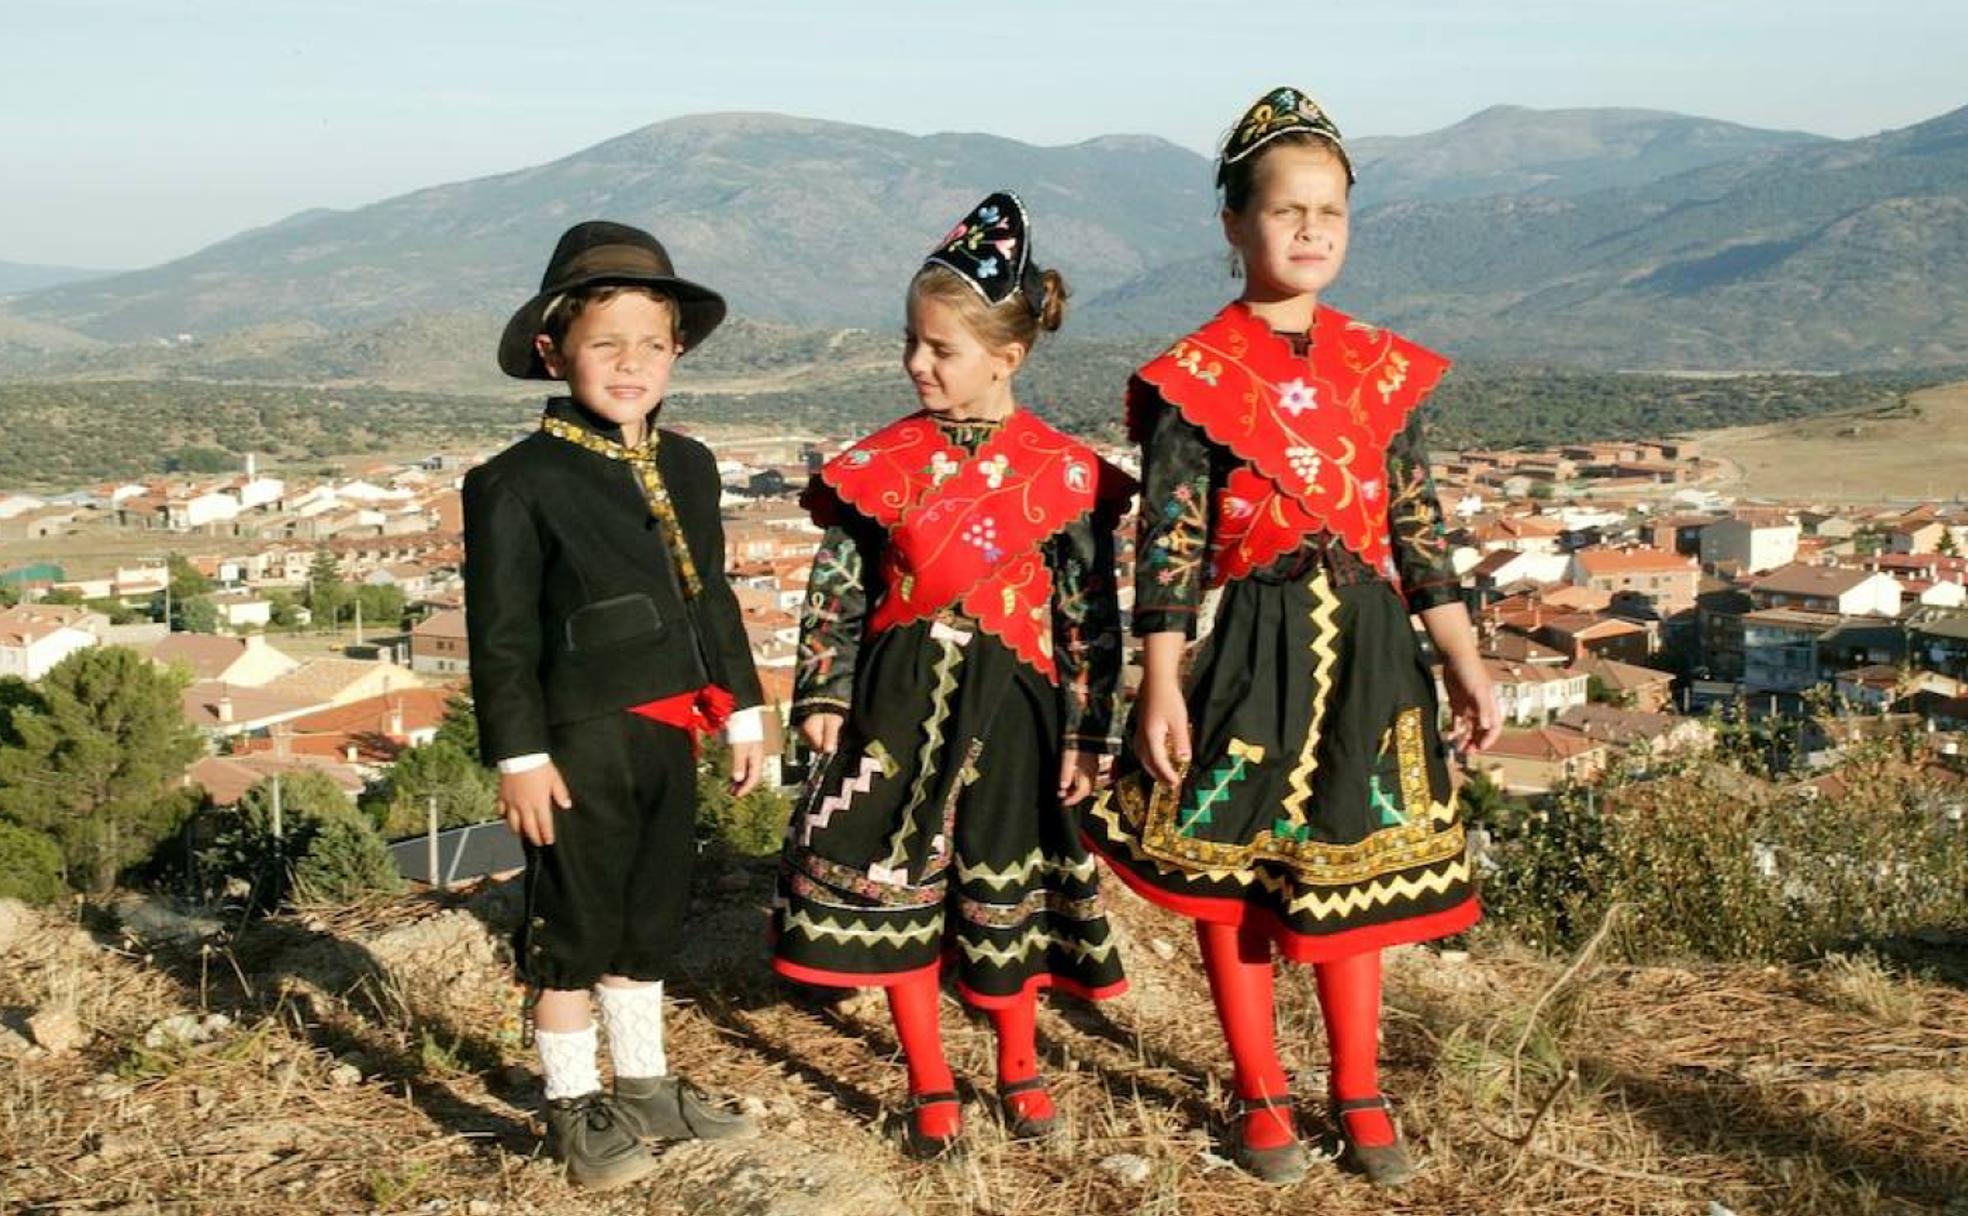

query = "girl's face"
1222;143;1351;309
903;294;1022;420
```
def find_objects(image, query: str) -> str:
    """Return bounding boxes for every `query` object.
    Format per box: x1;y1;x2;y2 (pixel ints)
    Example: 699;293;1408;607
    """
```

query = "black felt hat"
1216;86;1355;187
922;191;1048;316
498;220;727;379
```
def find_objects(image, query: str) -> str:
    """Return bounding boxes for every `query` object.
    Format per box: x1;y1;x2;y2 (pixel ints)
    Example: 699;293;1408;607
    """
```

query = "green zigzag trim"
1177;739;1262;837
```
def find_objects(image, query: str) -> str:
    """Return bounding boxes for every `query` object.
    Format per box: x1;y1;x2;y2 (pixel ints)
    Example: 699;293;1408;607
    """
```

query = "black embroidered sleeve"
1386;410;1462;612
1048;513;1125;754
793;520;876;723
1132;391;1218;638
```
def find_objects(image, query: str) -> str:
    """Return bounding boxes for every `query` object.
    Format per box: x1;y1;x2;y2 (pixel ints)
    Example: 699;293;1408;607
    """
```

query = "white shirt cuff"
724;707;764;745
497;752;551;774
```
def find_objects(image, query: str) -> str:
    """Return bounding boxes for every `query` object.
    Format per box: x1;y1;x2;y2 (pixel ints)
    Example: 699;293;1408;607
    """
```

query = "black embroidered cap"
922;191;1047;317
1216;86;1355;187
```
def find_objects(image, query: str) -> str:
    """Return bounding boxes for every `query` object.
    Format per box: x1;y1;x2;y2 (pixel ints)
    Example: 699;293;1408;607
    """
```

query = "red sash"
1132;302;1450;586
814;409;1131;680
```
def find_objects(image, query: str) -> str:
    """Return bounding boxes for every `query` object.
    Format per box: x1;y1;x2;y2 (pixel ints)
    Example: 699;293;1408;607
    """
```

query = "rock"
740;1095;769;1116
1147;937;1177;961
466;1202;499;1216
109;893;222;945
142;1012;232;1050
28;1006;88;1055
664;1133;912;1216
328;1062;363;1088
1438;949;1470;964
1098;1153;1153;1184
0;897;33;954
364;910;500;973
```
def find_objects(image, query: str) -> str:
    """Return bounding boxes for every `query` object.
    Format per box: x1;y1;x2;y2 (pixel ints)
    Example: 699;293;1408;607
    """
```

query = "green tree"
351;583;406;630
695;739;790;856
216;770;399;910
366;741;497;838
433;690;480;758
166;553;213;600
174;595;219;634
0;821;65;904
38;587;84;606
305;548;349;630
0;582;18;608
0;647;203;893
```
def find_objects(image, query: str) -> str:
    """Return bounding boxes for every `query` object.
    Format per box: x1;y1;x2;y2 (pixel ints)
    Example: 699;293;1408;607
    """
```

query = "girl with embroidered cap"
1080;87;1500;1188
773;191;1133;1158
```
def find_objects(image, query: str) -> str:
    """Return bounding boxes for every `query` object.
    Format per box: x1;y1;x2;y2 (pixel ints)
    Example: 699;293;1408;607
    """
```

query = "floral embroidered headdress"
921;190;1049;318
1216;86;1356;187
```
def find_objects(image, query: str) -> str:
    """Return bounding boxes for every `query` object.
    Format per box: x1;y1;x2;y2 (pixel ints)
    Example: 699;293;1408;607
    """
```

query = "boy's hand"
1133;677;1191;788
799;713;844;756
499;762;573;847
1057;749;1099;807
729;740;765;798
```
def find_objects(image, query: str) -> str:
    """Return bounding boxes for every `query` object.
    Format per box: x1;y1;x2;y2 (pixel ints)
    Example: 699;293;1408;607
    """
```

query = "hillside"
10;104;1965;369
3;861;1963;1215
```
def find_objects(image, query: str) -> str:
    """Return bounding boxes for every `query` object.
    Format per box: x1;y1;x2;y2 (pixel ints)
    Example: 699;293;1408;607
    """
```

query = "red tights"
884;969;1053;1137
1196;921;1394;1148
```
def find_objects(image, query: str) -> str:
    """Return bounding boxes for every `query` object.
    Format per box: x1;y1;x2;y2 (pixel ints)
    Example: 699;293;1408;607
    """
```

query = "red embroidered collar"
1133;301;1449;583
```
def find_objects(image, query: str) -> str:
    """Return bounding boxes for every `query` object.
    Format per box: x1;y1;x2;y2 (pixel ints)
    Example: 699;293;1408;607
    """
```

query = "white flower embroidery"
928;452;961;485
980;454;1011;489
1287;447;1323;483
1361;477;1383;502
1279;378;1318;417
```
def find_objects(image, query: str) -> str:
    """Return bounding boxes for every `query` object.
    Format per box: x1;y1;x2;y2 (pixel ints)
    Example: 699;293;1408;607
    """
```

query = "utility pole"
426;794;440;887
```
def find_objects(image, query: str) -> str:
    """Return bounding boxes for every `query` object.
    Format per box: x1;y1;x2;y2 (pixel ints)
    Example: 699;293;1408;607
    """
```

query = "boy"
465;221;767;1189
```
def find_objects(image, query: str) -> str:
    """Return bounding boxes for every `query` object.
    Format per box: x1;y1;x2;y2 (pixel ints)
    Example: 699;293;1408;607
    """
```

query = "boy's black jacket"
462;396;765;765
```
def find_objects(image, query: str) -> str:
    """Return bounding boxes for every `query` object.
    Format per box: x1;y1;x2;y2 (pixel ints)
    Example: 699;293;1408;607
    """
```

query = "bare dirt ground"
3;855;1965;1216
1699;379;1968;503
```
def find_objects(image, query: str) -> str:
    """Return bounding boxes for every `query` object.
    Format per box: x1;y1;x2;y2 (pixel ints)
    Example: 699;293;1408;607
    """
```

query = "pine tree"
0;647;203;893
305;548;349;629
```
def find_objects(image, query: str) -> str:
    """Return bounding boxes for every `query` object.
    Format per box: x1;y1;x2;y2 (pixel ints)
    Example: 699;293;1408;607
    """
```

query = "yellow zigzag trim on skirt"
956;926;1118;968
876;633;965;872
779;907;942;949
957;849;1097;892
1278;572;1341;832
1260;856;1471;920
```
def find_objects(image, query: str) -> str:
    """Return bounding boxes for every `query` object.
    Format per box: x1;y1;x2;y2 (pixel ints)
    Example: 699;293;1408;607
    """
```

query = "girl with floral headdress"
772;192;1133;1158
1080;87;1500;1187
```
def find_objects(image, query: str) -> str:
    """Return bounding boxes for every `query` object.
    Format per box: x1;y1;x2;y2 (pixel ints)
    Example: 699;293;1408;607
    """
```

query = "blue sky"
8;0;1966;269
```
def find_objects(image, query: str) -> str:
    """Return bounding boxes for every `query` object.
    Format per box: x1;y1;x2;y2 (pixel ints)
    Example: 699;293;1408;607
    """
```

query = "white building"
0;605;102;680
1700;515;1800;574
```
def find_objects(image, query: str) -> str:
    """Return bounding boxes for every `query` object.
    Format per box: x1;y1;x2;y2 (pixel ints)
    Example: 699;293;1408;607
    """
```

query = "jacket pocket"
563;593;665;652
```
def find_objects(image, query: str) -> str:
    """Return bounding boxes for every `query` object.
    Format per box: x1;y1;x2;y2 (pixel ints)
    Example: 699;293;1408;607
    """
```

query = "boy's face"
1222;143;1351;307
535;291;680;432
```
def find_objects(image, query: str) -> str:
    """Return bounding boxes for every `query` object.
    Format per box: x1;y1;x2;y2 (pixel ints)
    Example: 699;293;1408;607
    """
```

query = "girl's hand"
800;713;844;755
1442;651;1502;753
729;740;765;797
1133;677;1191;787
1057;749;1099;807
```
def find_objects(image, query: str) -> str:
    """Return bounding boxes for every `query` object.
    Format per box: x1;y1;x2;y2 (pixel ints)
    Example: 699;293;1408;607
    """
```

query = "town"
2;425;1965;891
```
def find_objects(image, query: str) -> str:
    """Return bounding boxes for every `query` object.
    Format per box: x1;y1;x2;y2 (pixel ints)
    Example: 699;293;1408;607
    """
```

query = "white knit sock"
535;1024;602;1101
595;981;668;1080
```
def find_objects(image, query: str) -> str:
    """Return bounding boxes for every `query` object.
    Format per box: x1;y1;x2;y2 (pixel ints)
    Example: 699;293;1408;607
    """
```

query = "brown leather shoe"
611;1074;758;1141
542;1091;659;1190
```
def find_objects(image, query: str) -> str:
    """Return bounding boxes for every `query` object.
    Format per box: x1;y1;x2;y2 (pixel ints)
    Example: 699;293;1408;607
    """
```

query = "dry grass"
4;859;1966;1216
1700;377;1968;502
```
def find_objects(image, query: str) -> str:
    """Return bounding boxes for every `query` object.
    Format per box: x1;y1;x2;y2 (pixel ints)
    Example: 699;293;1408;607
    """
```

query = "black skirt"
773;617;1127;1008
1083;567;1477;962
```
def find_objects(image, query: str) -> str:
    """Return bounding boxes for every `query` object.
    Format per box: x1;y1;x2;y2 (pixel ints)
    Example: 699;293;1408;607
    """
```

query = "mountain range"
4;103;1965;373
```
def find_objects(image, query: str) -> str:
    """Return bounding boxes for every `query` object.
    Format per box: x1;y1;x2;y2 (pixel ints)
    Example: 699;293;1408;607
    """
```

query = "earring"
1226;250;1243;281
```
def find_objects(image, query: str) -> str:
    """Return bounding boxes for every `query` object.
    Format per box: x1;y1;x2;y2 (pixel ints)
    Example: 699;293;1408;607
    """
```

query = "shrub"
0;822;66;904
